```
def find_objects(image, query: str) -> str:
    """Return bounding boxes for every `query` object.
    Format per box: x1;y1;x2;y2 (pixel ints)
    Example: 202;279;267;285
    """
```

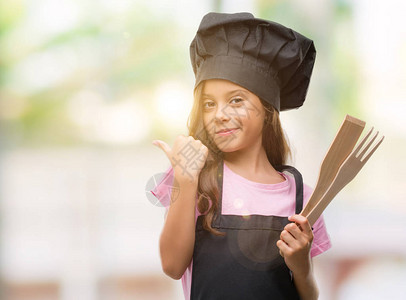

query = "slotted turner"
306;127;384;226
300;115;365;218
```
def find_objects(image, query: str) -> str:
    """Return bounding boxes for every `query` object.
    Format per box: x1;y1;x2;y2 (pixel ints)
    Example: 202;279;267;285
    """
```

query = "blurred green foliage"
0;1;187;147
0;0;361;148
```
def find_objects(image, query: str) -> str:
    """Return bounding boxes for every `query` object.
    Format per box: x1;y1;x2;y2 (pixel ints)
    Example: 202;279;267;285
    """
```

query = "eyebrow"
201;89;250;100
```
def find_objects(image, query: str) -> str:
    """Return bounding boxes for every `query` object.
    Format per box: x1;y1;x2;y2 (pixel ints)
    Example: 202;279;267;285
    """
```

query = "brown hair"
187;81;291;236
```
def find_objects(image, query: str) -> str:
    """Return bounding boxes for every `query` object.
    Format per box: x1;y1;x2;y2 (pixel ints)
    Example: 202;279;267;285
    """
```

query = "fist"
276;215;314;275
152;135;209;184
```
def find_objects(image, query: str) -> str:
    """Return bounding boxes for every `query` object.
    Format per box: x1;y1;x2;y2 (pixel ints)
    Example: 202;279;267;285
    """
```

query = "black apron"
190;160;303;300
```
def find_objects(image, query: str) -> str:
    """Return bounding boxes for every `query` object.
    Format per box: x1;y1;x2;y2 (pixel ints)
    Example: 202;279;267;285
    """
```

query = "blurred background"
0;0;405;299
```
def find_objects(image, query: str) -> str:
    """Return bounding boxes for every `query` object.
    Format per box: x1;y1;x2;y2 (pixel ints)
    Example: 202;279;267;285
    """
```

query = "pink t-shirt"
151;162;332;300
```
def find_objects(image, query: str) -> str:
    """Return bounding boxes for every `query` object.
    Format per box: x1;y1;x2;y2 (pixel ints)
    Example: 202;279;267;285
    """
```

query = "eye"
203;100;215;109
230;97;244;105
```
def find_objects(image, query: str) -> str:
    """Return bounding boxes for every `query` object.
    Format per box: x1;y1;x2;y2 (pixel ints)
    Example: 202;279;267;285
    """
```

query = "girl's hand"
276;215;314;276
152;135;209;185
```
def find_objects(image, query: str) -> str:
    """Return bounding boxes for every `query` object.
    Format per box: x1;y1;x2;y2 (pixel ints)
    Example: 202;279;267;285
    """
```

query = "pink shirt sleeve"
149;166;201;222
149;166;173;217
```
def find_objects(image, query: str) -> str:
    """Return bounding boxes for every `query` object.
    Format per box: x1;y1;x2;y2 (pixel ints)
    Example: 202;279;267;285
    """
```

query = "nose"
214;103;231;123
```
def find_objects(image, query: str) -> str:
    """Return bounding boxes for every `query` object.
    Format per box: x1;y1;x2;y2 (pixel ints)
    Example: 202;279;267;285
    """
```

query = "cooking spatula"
306;127;384;225
300;115;365;218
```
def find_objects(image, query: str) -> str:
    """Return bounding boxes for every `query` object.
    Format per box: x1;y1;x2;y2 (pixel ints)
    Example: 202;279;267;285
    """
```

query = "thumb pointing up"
152;140;172;158
152;135;209;184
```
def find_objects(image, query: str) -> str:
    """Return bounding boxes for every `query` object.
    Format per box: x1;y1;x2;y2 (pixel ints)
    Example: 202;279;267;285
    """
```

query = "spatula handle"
305;180;344;226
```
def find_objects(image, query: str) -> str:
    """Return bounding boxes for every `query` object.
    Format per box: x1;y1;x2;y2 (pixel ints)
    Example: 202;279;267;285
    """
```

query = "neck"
224;138;272;174
223;139;285;184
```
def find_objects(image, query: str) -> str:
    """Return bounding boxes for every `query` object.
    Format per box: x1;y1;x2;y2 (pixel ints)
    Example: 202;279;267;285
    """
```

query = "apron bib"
190;160;303;300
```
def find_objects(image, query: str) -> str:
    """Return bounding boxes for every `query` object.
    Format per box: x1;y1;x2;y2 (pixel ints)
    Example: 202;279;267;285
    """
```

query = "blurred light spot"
354;0;406;137
233;198;243;209
25;0;80;40
154;81;192;129
9;47;78;93
100;0;134;14
68;90;150;144
242;210;251;220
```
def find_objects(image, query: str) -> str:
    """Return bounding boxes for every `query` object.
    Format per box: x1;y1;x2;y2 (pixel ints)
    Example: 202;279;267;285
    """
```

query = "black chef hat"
190;12;316;111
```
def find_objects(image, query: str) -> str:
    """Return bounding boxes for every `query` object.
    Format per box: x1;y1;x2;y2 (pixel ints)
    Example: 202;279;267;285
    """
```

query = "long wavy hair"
187;81;292;236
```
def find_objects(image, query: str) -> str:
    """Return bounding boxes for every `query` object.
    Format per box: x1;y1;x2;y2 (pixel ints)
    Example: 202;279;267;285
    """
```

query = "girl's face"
202;79;266;152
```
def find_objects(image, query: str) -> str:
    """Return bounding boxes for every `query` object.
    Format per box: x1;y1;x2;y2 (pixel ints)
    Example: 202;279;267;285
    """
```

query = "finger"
280;229;299;248
289;214;313;235
276;239;291;257
285;223;313;246
284;222;303;240
152;140;171;157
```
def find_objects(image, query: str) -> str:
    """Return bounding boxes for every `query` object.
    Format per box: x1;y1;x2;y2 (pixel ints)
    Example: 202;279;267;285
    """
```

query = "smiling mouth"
215;128;240;136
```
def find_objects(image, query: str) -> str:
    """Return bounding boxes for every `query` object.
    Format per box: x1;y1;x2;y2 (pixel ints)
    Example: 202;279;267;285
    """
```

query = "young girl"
150;12;331;300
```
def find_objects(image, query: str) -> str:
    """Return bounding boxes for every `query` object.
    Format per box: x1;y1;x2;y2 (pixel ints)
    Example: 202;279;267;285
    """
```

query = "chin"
214;141;240;153
211;133;242;152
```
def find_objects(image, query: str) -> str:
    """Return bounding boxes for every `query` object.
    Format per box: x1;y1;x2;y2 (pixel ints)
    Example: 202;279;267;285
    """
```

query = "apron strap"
275;165;304;215
213;159;224;227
